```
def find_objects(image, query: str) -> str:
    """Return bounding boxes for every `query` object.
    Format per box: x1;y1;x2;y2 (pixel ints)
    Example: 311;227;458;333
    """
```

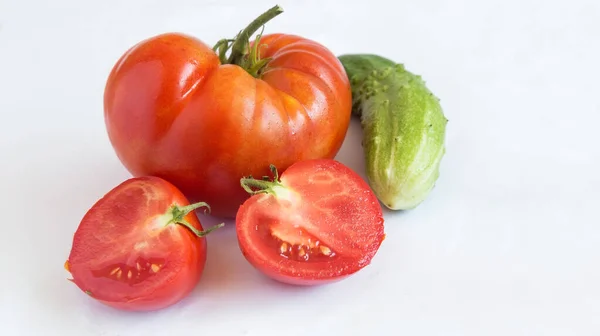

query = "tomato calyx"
213;5;283;77
167;201;224;237
240;164;287;196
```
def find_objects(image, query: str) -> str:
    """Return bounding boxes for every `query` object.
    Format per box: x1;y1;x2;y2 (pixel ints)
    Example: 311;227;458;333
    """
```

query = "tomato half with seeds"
65;176;222;311
236;159;385;285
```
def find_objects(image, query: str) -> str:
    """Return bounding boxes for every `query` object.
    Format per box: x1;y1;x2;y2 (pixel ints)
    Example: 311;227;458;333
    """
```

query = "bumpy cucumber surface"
338;54;447;210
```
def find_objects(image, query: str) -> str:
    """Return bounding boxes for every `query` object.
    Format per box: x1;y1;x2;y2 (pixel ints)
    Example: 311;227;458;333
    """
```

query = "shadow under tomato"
174;213;260;300
171;212;333;313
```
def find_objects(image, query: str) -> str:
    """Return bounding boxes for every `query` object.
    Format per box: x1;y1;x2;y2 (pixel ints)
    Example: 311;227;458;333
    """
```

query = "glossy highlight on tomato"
103;6;352;217
65;176;221;311
236;159;385;285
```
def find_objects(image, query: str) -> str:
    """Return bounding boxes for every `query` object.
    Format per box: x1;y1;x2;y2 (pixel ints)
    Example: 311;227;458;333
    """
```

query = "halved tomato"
235;159;385;285
65;176;222;311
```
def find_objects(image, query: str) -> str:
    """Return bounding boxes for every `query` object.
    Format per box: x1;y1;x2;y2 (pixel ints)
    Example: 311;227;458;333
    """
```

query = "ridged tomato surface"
104;33;352;217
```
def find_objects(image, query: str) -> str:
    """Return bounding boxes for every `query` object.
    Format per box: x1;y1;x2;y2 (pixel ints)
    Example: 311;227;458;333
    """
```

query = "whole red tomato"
103;6;352;217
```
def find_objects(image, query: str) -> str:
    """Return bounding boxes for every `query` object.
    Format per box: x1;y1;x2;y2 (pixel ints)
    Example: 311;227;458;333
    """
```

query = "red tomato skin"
104;33;352;217
236;159;385;286
67;176;207;311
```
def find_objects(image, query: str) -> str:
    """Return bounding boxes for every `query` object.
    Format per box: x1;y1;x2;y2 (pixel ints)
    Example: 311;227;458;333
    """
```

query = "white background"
1;0;599;335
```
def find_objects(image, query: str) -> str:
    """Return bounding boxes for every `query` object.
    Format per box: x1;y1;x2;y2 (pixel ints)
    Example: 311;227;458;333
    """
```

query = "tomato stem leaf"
219;5;283;76
213;38;235;64
177;201;212;216
175;219;225;238
240;164;282;195
269;164;279;181
166;201;224;237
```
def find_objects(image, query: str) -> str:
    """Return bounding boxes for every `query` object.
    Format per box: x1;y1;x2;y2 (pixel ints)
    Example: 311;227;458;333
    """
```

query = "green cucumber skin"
338;54;448;210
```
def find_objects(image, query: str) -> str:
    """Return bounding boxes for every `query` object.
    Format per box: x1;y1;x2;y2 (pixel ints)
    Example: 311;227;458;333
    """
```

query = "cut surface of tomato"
66;176;220;311
236;159;385;285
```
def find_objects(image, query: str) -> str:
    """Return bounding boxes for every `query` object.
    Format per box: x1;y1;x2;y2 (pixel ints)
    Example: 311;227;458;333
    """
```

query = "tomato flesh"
236;159;385;285
66;177;208;311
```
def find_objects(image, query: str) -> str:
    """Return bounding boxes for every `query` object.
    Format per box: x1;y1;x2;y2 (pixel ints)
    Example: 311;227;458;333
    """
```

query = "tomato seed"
320;246;332;256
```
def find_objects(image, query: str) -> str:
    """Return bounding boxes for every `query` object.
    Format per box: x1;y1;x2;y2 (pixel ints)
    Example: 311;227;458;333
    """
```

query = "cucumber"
338;54;447;210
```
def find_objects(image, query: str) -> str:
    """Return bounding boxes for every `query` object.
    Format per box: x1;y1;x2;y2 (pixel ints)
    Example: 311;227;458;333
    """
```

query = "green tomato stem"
168;201;224;237
240;164;282;195
212;38;235;64
175;220;225;238
228;5;282;65
213;5;283;76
